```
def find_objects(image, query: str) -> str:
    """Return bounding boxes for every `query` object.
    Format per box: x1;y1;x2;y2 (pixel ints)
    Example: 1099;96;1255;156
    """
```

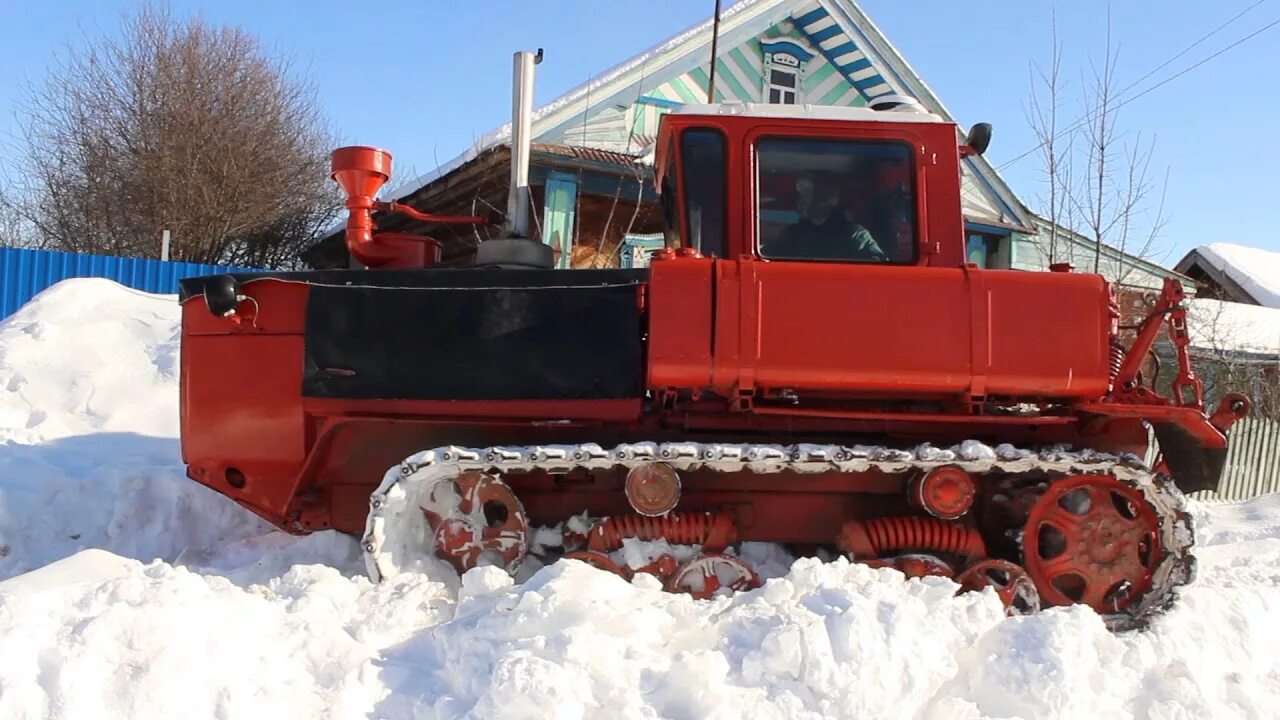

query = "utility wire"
998;3;1279;170
1115;0;1268;100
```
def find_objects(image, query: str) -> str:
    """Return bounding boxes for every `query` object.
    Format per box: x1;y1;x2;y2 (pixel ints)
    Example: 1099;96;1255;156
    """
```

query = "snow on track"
1;278;1279;719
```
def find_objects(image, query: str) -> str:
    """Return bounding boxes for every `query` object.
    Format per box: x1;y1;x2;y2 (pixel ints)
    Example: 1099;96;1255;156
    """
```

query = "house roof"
315;0;1187;283
381;0;1037;232
1176;243;1280;309
1187;298;1280;357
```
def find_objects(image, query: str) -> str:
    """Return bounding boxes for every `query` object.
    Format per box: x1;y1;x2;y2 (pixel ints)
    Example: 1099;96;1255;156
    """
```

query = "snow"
1;277;1280;718
1198;243;1280;309
1188;297;1280;356
0;278;182;444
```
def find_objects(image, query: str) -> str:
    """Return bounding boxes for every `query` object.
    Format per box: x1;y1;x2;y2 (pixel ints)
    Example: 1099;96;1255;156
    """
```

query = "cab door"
710;128;975;401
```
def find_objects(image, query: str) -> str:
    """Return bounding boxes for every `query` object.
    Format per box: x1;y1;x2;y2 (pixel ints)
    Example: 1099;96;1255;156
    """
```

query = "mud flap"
1152;421;1228;495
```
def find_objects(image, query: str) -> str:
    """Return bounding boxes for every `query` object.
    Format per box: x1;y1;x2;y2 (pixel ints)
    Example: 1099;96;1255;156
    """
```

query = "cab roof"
669;102;950;125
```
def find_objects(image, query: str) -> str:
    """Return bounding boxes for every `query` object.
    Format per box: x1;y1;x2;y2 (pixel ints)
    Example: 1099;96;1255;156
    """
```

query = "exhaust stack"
506;49;542;238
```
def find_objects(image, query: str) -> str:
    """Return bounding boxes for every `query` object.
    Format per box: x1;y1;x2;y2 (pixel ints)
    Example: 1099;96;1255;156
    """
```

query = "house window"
768;65;799;104
967;234;991;267
966;232;1010;269
759;38;814;105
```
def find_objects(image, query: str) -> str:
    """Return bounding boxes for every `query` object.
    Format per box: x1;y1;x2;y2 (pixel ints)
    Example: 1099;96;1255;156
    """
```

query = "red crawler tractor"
179;52;1247;628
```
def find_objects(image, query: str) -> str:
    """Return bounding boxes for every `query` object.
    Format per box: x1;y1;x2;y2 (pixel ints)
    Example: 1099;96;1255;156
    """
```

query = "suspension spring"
1109;340;1126;383
587;511;738;553
837;516;986;560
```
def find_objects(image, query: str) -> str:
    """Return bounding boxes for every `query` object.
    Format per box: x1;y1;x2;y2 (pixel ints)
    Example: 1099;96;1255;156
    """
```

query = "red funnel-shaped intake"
330;146;401;267
331;146;392;202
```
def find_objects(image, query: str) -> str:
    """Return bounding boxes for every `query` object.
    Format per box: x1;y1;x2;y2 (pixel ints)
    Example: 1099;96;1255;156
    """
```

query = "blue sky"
1;0;1277;262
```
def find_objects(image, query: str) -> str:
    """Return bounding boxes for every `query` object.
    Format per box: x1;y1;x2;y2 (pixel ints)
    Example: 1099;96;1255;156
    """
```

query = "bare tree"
1025;11;1066;266
1025;5;1170;284
7;4;339;268
0;188;31;248
1185;299;1280;420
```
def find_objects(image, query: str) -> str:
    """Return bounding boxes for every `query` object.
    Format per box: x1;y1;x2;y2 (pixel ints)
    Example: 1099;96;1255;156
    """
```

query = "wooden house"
305;0;1181;288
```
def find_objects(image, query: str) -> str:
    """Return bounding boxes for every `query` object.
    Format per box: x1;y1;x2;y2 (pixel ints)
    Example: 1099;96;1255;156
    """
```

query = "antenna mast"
707;0;722;102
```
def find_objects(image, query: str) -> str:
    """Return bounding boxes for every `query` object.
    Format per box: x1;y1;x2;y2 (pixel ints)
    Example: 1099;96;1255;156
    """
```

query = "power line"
998;3;1279;171
1115;0;1268;100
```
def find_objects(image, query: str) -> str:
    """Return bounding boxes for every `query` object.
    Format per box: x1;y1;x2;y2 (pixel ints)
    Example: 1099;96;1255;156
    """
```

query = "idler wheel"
909;465;976;519
956;559;1040;615
1022;475;1162;612
666;553;760;600
624;462;682;516
421;470;528;574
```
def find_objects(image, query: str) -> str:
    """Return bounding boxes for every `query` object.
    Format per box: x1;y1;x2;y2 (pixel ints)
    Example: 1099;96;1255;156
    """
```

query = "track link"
362;440;1194;631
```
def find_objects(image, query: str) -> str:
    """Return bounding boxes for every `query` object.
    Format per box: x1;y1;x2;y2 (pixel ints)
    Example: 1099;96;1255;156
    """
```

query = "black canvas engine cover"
299;270;646;401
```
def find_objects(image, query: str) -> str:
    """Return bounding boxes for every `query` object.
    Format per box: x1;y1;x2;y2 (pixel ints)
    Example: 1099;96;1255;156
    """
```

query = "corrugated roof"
531;143;647;168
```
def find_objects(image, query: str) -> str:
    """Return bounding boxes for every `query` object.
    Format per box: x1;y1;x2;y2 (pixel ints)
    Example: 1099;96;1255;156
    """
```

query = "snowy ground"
1;279;1279;719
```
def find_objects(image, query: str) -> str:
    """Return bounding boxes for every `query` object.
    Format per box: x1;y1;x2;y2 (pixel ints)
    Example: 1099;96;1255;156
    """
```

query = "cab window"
660;137;681;249
756;138;916;263
681;128;727;258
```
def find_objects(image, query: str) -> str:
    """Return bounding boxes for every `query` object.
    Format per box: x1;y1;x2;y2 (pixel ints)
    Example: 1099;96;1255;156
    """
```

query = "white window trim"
762;47;808;105
766;61;800;104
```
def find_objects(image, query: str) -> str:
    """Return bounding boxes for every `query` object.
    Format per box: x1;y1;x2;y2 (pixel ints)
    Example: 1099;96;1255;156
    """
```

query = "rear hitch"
1209;393;1250;435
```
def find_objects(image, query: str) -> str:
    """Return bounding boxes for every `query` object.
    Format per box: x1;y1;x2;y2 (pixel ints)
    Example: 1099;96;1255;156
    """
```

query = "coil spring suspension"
1109;340;1126;383
837;516;986;560
587;511;738;553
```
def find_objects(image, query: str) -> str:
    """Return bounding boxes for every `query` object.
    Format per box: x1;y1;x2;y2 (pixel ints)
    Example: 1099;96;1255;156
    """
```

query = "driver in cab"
763;172;887;262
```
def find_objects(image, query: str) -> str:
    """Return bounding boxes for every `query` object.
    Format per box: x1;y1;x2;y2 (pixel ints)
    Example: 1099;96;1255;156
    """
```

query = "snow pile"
1198;243;1280;309
2;277;1280;718
1188;297;1280;356
3;519;1280;719
0;557;436;719
0;431;275;580
0;279;273;580
0;278;183;443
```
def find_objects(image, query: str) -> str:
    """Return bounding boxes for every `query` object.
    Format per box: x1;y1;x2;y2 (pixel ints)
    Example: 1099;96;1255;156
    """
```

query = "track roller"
956;559;1040;615
666;553;761;600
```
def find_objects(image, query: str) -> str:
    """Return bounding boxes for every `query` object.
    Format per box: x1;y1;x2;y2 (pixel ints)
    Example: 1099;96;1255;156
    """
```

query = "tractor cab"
653;100;988;269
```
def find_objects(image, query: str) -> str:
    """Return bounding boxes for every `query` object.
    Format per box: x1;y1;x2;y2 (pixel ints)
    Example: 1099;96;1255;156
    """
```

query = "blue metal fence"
0;246;256;320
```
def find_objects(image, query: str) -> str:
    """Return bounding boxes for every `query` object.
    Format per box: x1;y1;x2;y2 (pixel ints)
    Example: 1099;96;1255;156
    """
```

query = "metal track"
362;440;1194;631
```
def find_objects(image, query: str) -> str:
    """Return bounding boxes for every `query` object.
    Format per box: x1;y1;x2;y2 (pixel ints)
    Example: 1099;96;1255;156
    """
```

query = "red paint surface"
180;112;1231;538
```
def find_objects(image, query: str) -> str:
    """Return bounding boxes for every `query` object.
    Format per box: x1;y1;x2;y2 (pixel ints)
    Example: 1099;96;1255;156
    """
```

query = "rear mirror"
965;123;993;156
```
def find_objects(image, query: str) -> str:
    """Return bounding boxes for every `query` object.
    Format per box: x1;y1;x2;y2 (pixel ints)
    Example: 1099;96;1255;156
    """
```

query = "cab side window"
681;128;727;258
757;138;916;263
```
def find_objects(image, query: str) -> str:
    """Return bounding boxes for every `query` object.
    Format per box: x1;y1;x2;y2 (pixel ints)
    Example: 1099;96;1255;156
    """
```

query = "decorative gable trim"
790;1;895;100
533;0;796;145
821;0;1035;230
383;0;1035;235
759;38;815;63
